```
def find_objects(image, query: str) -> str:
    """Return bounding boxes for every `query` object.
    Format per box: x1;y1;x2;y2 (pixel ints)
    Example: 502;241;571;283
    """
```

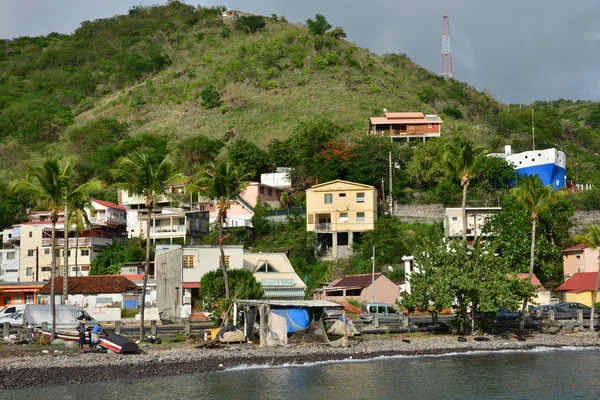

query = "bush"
121;308;138;318
443;106;463;119
200;85;223;109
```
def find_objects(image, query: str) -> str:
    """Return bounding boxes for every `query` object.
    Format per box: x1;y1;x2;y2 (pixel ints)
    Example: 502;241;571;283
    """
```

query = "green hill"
1;1;599;198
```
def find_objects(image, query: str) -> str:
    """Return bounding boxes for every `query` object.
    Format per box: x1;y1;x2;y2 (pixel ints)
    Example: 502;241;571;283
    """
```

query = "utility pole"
35;247;39;282
371;246;375;303
388;151;393;216
532;109;535;151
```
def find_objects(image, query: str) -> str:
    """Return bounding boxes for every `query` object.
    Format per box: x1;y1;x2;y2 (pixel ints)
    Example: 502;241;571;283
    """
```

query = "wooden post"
185;318;191;335
115;321;122;335
233;302;238;326
2;322;9;339
342;310;348;348
549;309;555;321
577;310;583;323
374;312;379;328
151;320;157;336
259;304;266;347
402;313;409;327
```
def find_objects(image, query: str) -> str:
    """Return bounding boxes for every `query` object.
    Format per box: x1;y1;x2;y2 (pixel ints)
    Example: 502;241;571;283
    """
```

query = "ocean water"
2;347;599;400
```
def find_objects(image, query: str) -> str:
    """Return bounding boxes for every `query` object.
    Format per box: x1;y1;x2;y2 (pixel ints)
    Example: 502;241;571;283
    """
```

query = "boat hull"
37;329;140;354
506;148;566;190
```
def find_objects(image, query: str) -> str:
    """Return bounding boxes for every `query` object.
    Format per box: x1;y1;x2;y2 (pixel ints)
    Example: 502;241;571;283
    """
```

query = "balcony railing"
41;237;114;247
315;223;332;231
149;225;186;233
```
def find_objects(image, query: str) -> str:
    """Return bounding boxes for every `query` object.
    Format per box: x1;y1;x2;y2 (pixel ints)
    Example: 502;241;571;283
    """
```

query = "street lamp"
371;246;375;303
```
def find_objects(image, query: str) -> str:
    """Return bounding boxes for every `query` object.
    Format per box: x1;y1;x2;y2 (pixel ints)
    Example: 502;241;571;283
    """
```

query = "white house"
243;253;306;299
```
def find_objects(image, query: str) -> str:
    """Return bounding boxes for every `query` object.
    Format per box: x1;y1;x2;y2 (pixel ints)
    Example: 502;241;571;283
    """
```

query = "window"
44;249;50;255
62;250;71;257
81;249;90;256
28;249;35;257
183;255;195;268
356;192;365;203
260;187;265;194
256;262;277;273
219;256;231;269
42;267;51;272
179;218;185;225
6;252;15;260
268;188;272;196
340;213;348;223
26;267;33;276
3;298;11;305
324;194;333;204
387;307;398;314
357;212;365;223
428;123;432;128
452;216;458;221
339;193;346;197
29;231;33;238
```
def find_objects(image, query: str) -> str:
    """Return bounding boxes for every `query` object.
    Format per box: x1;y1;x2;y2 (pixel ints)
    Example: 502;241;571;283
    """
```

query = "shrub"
220;26;231;38
417;86;434;103
200;85;223;109
443;106;463;119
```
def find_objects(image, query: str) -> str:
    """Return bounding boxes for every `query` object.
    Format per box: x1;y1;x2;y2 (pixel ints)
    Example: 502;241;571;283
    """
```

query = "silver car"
360;303;403;323
0;311;24;326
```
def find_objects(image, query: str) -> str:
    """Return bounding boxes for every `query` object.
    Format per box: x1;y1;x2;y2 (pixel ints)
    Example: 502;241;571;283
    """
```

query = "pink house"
197;182;282;228
315;273;400;305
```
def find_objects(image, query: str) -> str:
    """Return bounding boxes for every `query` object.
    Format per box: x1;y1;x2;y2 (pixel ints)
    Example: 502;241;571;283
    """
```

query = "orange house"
369;112;443;141
315;273;400;305
0;282;44;307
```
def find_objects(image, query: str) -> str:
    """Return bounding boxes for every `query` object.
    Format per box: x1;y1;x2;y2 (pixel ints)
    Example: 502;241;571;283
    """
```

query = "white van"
0;304;27;318
24;305;98;329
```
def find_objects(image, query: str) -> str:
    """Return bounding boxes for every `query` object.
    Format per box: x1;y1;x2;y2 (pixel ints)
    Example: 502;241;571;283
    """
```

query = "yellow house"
306;180;378;259
556;272;600;307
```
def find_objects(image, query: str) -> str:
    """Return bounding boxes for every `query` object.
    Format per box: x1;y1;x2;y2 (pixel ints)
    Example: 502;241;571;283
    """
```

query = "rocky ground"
0;327;598;390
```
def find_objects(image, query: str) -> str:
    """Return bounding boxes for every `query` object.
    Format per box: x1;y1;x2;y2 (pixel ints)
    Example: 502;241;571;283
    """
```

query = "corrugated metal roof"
561;243;588;252
557;272;599;292
506;273;545;291
263;289;306;298
235;299;343;308
385;112;424;119
370;116;443;124
90;198;127;211
38;276;139;295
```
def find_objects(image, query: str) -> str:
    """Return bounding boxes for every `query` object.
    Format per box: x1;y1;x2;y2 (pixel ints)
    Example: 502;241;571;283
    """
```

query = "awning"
263;289;306;298
182;282;199;289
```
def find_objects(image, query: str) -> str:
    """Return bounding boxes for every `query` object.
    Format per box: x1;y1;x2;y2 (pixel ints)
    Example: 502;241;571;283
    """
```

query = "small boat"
36;328;140;354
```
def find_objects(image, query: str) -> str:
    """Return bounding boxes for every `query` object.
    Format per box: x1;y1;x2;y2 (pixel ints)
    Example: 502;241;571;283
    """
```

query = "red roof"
123;274;145;281
182;282;200;289
561;243;588;252
91;198;127;211
38;276;139;295
557;272;600;292
506;273;545;291
329;273;382;288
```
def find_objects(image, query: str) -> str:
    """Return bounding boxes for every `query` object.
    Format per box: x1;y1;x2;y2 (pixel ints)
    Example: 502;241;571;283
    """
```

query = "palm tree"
188;160;252;300
110;152;185;341
574;225;600;330
62;179;102;304
443;135;487;242
68;195;95;278
512;175;561;327
9;159;71;340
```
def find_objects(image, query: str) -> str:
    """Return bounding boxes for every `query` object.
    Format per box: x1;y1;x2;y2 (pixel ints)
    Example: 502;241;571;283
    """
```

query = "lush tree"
404;239;535;333
250;198;272;237
110;152;185;340
199;268;263;324
89;240;146;275
175;135;224;175
188;161;252;302
512;175;563;326
477;155;516;190
585;105;600;129
228;138;271;181
407;138;447;188
235;15;266;34
200;85;223;109
9;160;75;339
306;14;331;36
316;141;357;183
443;135;488;242
0;185;26;228
573;225;600;330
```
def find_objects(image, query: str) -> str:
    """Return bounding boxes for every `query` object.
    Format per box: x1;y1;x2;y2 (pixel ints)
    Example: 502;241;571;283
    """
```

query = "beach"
0;328;598;390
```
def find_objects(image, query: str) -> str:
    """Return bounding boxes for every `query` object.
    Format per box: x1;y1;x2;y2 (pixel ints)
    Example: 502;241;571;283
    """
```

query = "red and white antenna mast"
441;14;452;79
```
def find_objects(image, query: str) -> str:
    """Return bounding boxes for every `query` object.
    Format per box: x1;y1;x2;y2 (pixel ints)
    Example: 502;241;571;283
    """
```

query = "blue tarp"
270;308;310;333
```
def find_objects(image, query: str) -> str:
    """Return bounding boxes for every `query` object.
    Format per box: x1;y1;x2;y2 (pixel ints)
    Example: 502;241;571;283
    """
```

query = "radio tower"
441;14;452;79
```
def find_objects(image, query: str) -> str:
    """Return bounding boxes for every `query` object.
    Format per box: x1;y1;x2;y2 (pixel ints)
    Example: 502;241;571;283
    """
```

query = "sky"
1;0;598;104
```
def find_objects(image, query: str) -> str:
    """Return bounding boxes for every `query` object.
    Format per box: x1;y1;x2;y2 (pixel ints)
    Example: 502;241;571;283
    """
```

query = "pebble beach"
1;329;599;390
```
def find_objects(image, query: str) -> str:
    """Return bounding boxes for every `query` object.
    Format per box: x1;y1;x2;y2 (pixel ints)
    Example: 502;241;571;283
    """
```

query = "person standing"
91;324;103;348
77;318;87;351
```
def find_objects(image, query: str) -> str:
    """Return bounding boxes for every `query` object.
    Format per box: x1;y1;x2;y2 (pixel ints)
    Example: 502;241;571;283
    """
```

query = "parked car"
475;307;520;322
360;303;403;323
554;302;599;319
530;305;560;320
323;307;343;320
0;304;26;318
0;311;25;326
530;303;599;320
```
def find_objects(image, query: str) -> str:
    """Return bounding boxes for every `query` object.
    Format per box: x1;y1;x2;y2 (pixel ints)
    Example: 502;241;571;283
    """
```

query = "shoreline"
1;331;599;390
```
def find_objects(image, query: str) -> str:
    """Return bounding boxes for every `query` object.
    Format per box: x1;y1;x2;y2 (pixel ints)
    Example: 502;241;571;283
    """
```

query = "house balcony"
89;216;126;227
41;237;114;247
315;223;332;231
149;225;186;234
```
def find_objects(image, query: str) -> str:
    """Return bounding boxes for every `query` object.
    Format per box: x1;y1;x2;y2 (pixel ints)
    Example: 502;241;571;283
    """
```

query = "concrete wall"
155;246;183;322
393;203;445;223
571;210;600;233
360;276;401;305
182;246;244;283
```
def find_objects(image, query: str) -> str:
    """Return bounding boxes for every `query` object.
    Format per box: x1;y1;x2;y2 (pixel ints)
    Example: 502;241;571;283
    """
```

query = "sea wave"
222;345;600;372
